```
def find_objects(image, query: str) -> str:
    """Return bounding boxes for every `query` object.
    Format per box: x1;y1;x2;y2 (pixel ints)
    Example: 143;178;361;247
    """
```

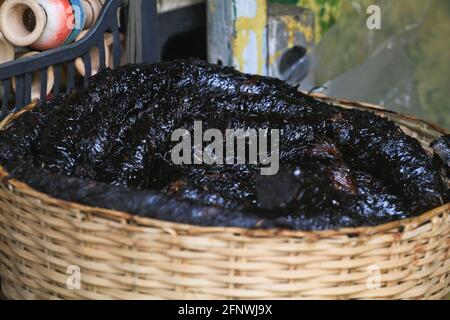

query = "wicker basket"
0;97;449;300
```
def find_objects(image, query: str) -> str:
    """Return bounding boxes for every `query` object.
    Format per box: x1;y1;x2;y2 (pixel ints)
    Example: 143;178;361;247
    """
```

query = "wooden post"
268;3;314;86
207;0;268;75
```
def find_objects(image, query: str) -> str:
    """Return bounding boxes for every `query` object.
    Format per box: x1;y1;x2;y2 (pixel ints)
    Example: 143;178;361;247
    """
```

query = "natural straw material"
0;97;448;300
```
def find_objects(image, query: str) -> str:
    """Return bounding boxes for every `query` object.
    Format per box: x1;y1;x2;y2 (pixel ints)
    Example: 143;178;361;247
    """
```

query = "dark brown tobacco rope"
0;60;447;230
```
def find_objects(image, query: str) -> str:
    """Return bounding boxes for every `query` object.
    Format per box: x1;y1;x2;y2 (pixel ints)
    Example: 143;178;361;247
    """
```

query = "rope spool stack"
82;0;103;30
0;0;125;105
0;0;104;50
0;0;72;50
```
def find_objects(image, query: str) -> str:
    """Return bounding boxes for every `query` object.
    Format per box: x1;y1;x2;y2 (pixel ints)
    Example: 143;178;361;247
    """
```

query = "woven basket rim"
0;98;449;239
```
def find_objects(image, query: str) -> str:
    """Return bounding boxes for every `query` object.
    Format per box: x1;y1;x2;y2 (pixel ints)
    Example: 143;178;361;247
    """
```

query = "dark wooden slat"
121;3;129;29
1;79;11;118
66;60;75;93
40;68;48;99
141;0;159;63
112;24;122;68
14;75;24;111
98;39;106;70
53;64;62;96
24;72;32;105
82;52;92;87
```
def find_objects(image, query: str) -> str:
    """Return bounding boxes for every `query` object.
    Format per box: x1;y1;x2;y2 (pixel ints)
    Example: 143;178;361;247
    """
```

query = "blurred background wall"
269;0;449;129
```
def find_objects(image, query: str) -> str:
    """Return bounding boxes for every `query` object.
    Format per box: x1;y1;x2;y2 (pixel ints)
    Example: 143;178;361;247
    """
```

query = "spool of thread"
0;31;14;64
0;0;74;50
82;0;102;30
33;0;74;50
74;30;111;77
65;0;86;44
13;51;55;100
0;0;47;47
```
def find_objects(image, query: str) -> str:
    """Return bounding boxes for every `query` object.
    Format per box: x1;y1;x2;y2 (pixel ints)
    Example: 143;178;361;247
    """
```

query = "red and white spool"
0;0;74;50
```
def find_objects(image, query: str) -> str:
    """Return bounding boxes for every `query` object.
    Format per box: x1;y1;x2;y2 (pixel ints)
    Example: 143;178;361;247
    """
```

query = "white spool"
0;0;47;47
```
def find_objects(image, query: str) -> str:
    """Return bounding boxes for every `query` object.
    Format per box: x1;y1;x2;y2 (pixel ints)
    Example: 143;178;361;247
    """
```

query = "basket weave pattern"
0;98;449;300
